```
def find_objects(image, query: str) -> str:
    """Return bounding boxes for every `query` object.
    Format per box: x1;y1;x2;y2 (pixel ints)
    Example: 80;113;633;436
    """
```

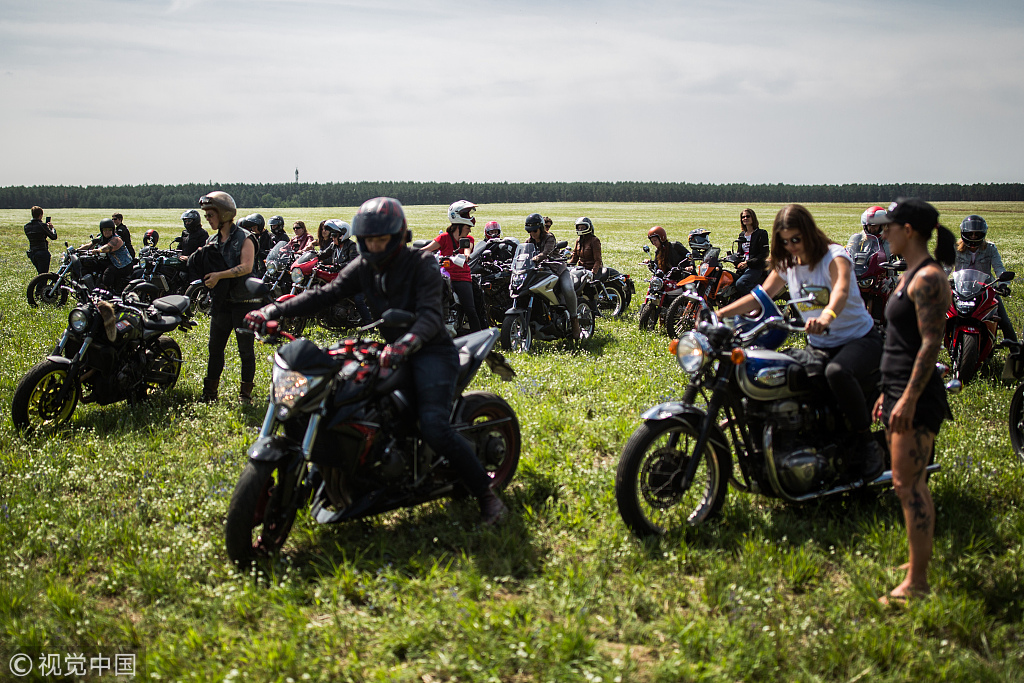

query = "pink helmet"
484;221;501;239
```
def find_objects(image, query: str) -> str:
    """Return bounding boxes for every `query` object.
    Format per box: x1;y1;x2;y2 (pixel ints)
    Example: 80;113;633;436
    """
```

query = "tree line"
2;181;1023;210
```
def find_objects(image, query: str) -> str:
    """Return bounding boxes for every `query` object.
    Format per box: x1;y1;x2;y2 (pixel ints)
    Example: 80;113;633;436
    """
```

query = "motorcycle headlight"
676;331;713;375
511;272;526;289
860;277;875;288
271;363;323;412
69;308;90;333
955;299;974;314
290;267;305;283
649;277;664;292
266;261;278;275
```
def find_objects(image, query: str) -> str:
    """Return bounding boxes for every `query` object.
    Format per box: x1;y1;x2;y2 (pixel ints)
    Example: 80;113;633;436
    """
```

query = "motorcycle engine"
758;399;839;495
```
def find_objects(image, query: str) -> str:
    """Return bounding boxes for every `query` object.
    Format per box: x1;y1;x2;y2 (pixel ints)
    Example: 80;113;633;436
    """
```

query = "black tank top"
881;257;938;381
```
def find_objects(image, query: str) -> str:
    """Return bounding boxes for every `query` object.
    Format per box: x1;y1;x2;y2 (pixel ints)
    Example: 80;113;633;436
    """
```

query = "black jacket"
25;219;57;251
255;229;274;261
737;228;769;270
177;226;209;257
116;225;136;259
655;241;690;273
274;247;449;347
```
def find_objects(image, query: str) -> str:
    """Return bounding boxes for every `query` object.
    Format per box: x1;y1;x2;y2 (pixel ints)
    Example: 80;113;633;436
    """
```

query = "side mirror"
998;271;1015;282
459;237;472;251
800;284;832;307
642;245;651;253
381;308;416;328
555;240;568;250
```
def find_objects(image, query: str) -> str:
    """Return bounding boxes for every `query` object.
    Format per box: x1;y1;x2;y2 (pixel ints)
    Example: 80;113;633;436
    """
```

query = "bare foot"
879;584;930;607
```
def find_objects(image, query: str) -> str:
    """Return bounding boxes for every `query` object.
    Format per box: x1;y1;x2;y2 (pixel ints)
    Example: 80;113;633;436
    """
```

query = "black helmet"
143;229;160;247
525;213;544;233
575;217;594;235
238;213;266;232
99;218;116;233
268;215;285;229
960;215;988;247
181;209;202;232
352;197;408;270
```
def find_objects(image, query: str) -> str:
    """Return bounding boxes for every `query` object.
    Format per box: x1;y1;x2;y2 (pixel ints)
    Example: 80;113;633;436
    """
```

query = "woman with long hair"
733;208;769;295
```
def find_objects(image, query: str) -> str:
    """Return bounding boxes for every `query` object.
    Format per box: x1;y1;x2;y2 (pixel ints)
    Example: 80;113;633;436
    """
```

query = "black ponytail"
934;223;956;267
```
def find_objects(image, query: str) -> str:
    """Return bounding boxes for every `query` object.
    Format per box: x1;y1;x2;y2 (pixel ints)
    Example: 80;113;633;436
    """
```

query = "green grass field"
0;203;1022;682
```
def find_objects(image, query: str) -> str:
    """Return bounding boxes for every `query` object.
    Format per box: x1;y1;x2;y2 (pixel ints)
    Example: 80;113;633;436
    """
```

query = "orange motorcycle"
663;244;739;338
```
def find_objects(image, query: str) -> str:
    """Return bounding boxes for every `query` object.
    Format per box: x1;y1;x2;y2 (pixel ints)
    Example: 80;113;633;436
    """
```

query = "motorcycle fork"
680;362;731;490
54;336;91;405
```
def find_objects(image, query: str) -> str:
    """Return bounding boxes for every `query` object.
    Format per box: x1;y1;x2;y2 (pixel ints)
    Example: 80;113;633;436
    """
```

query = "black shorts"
880;371;952;435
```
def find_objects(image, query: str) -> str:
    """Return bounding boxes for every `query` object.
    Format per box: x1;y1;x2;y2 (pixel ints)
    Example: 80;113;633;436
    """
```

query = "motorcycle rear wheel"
26;273;68;308
577;302;596;341
12;359;81;432
225;460;301;567
955;334;980;386
615;419;729;538
598;282;628;317
1008;382;1024;463
638;302;659;332
457;391;521;491
137;338;182;399
184;282;213;317
500;314;532;352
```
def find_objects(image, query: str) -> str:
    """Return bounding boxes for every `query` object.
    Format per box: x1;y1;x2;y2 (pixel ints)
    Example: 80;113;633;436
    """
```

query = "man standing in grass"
111;212;136;260
24;205;57;274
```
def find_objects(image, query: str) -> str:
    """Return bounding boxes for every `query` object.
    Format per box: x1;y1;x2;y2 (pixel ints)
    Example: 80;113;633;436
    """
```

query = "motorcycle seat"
142;312;181;332
153;295;190;316
594;268;609;282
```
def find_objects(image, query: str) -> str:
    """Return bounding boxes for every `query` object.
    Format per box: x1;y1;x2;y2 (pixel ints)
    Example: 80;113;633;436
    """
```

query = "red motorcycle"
276;252;364;335
944;268;1014;385
637;247;694;332
847;234;899;327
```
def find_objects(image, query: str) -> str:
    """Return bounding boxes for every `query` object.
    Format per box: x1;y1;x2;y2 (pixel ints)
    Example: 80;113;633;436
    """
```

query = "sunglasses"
779;235;802;246
741;215;752;220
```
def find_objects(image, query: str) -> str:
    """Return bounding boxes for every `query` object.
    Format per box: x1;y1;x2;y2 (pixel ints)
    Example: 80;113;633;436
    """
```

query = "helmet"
448;200;477;227
181;209;202;231
688;228;711;248
143;229;160;247
324;219;352;241
352;197;408;269
960;215;988;246
99;218;116;233
199;191;237;224
575;217;594;236
525;213;545;233
484;221;501;239
268;215;285;229
238;213;265;232
647;226;667;243
861;206;888;227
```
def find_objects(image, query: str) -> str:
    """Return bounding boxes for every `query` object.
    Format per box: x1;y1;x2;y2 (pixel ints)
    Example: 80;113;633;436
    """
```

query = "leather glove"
379;333;421;369
244;304;279;334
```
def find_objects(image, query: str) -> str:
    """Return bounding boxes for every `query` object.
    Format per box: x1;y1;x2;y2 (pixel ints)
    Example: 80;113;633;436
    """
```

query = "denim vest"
101;234;133;269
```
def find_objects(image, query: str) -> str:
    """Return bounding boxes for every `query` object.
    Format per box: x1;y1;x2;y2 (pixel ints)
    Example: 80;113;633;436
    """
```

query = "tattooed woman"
875;198;955;605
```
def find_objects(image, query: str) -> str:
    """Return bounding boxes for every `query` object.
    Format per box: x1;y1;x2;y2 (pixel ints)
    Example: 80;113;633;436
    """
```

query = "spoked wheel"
576;302;596;341
598;282;627;317
225;460;302;567
638;302;659;331
137;338;182;400
615;418;730;538
12;360;81;432
1008;382;1024;463
955;334;980;386
500;314;532;352
184;283;213;317
665;296;703;338
457;391;521;491
279;316;308;337
26;273;68;307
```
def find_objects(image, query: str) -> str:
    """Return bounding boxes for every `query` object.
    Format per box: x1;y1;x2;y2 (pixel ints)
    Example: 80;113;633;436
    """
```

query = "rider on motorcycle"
421;200;483;333
847;205;892;260
525;212;580;339
567;217;603;277
239;213;271;264
484;221;502;240
646;226;689;274
175;209;209;259
244;197;508;525
268;215;289;245
84;218;134;293
734;209;770;296
317;219;358;266
717;204;884;481
953;214;1018;343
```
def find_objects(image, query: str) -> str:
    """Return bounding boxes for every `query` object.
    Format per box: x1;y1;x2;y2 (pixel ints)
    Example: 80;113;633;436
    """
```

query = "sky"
1;0;1022;187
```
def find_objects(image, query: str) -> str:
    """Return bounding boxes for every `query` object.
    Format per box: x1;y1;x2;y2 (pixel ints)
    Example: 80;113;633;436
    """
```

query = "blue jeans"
409;344;492;497
734;267;765;297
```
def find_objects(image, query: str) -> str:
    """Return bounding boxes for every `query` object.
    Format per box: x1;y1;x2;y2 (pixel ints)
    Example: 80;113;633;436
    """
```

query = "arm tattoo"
228;264;245;276
906;268;950;400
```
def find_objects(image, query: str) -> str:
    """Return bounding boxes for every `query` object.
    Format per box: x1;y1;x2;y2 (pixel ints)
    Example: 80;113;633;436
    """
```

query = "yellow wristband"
822;308;837;320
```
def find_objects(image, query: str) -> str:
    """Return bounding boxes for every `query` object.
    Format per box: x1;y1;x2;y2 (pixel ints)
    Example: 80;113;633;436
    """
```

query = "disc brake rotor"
640;446;689;509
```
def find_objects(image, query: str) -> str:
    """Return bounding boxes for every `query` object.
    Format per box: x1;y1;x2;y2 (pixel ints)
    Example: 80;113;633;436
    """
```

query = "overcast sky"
2;0;1022;187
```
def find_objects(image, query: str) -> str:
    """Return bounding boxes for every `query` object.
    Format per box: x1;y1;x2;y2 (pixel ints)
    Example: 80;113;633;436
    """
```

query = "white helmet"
324;219;352;241
448;200;477;227
861;206;888;227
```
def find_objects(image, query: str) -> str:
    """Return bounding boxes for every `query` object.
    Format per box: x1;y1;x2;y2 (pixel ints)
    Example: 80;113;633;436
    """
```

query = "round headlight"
69;308;90;333
649;277;663;292
290;267;305;283
676;331;712;375
266;261;278;275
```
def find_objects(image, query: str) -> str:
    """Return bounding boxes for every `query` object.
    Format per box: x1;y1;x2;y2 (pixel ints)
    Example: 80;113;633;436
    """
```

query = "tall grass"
0;203;1021;681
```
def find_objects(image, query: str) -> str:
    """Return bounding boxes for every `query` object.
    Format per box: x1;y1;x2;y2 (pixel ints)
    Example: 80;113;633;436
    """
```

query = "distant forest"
2;181;1023;209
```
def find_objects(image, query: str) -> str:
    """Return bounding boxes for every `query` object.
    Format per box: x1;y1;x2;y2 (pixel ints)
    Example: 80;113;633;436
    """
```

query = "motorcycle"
223;311;521;566
12;285;194;432
847;234;900;327
637;247;694;332
275;251;365;336
944;268;1014;386
585;267;634;318
499;241;598;352
663;246;740;338
122;247;191;304
470;238;518;327
26;241;109;308
614;285;958;538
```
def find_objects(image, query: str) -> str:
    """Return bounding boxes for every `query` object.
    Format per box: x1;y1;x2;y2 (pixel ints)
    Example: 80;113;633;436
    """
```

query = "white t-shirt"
783;243;874;348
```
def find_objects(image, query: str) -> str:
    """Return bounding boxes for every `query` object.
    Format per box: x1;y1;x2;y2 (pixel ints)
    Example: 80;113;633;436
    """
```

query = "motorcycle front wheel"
955;334;980;386
500;314;532;352
184;282;213;317
664;296;702;339
26;273;68;308
224;460;302;566
577;301;596;341
1008;382;1024;463
458;391;521;490
615;418;729;538
12;359;81;431
137;338;183;399
638;302;659;331
279;316;308;337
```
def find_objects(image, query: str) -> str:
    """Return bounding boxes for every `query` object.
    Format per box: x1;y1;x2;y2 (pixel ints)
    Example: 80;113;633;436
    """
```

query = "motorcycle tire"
455;391;521;493
500;313;532;353
577;301;596;341
224;460;301;567
279;316;308;337
137;338;183;400
664;296;701;339
1008;382;1024;463
955;334;980;386
26;273;68;308
184;282;213;317
598;282;628;317
638;302;659;332
12;359;81;432
615;417;730;538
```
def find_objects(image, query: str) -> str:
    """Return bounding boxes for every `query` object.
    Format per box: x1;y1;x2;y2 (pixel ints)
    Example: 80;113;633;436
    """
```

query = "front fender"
45;355;73;365
247;434;303;463
504;307;529;316
640;402;732;456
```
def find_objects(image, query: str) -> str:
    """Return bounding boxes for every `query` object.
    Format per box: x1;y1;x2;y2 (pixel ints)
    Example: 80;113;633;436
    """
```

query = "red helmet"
143;229;160;247
861;206;888;227
484;221;501;239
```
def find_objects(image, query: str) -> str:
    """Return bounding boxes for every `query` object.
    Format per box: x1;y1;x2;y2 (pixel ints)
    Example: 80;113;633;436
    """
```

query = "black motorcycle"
122;247;191;304
590;267;634;318
470;238;518;327
12;286;194;432
26;241;109;307
615;286;959;537
224;311;521;566
499;241;597;352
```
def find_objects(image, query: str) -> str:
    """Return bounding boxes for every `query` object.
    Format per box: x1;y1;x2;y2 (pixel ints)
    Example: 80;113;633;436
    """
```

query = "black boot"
201;377;219;402
239;381;254;405
478;490;508;526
